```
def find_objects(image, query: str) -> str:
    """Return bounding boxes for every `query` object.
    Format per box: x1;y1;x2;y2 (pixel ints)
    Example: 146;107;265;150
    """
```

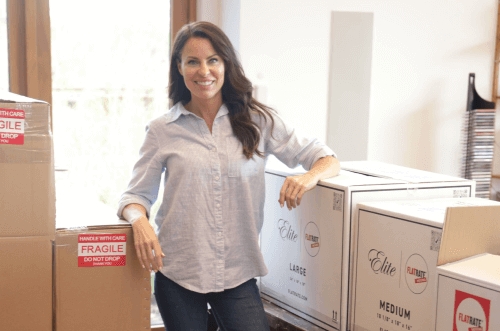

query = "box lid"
266;156;407;187
341;160;470;183
357;198;500;267
358;197;499;228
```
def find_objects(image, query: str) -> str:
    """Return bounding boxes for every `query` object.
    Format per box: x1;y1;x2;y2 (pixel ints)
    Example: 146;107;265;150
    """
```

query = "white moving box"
435;253;500;331
352;198;500;331
260;159;475;331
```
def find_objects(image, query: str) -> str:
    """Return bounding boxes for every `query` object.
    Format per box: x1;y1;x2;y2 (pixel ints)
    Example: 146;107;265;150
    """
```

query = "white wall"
237;0;498;177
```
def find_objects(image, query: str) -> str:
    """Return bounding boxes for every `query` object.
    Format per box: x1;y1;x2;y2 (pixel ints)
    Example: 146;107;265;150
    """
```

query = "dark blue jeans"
154;272;270;331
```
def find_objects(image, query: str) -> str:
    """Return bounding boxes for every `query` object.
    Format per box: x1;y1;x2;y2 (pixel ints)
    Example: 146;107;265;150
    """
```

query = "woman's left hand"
278;156;340;210
279;173;318;210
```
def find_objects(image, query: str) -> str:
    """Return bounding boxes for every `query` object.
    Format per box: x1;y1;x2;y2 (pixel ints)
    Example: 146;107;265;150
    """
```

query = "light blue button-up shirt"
118;102;334;293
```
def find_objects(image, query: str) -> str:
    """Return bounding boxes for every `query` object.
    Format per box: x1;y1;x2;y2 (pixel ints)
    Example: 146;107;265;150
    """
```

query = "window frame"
7;0;52;105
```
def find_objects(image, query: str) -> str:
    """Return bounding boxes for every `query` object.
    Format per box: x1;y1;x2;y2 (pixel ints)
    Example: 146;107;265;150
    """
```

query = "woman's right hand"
131;216;164;272
122;204;164;272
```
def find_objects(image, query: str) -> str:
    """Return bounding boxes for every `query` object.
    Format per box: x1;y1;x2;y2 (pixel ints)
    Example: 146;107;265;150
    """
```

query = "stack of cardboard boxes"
0;92;55;331
0;92;150;331
261;157;500;331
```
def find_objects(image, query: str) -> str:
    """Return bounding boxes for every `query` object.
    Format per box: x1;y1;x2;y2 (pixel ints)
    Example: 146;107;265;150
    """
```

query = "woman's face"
177;37;225;105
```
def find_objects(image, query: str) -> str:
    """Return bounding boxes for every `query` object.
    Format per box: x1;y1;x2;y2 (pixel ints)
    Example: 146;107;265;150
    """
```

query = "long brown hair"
169;21;274;159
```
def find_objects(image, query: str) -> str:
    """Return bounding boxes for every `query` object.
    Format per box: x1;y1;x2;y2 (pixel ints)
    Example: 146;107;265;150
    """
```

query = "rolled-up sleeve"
117;122;164;218
264;112;336;170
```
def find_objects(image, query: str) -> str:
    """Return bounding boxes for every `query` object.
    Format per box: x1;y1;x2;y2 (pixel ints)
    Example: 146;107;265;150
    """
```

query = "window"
50;0;171;326
0;0;7;90
50;0;170;208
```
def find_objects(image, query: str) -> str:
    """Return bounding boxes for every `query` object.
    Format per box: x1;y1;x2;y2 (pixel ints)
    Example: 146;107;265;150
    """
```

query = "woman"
118;21;340;331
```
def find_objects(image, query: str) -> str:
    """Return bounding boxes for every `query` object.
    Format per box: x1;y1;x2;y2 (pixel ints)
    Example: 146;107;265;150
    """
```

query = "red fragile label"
0;108;25;145
77;234;127;267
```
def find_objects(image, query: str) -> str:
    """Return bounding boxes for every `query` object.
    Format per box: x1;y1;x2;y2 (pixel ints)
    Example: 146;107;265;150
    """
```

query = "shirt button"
216;203;221;208
215;176;220;181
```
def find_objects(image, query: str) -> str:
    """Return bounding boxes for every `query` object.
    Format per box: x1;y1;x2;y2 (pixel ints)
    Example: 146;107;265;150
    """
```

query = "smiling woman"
177;37;225;132
119;20;339;331
178;38;225;112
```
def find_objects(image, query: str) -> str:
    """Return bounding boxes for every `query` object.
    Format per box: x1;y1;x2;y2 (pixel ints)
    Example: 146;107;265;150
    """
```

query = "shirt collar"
164;102;229;124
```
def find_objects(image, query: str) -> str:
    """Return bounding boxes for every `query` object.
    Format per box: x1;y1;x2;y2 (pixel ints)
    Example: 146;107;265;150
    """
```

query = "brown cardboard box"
54;198;151;331
0;236;53;331
0;92;55;238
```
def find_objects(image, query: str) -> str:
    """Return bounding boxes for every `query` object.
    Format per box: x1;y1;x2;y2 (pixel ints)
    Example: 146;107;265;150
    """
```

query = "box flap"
341;160;468;183
437;205;500;266
358;198;500;229
0;91;48;104
320;169;406;187
266;156;406;187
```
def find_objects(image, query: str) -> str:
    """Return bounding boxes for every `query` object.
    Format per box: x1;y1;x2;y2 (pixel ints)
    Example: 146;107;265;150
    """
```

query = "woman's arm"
122;203;164;272
279;155;340;210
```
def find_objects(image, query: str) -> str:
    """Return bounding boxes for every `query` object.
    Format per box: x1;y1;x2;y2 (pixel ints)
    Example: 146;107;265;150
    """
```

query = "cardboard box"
0;236;53;331
435;253;500;331
54;222;151;331
352;198;500;331
260;159;475;331
0;92;55;238
54;193;151;331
